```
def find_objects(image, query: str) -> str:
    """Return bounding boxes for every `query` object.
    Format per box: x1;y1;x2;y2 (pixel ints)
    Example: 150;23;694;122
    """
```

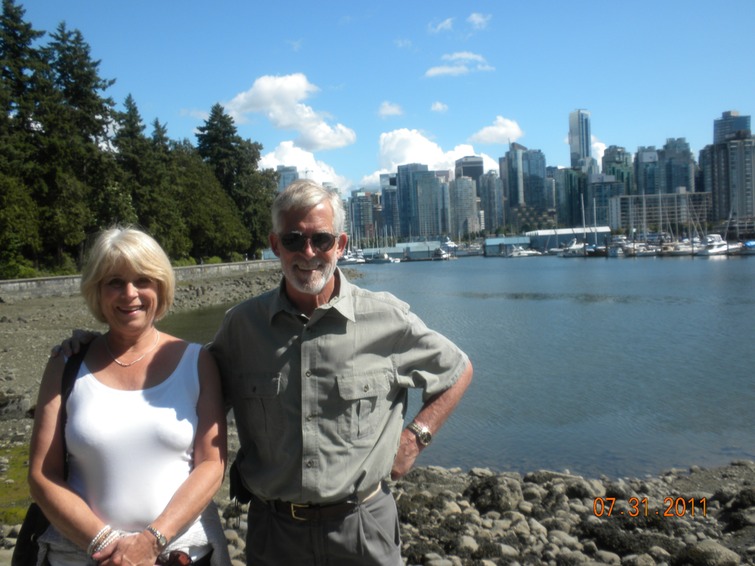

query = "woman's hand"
93;531;161;566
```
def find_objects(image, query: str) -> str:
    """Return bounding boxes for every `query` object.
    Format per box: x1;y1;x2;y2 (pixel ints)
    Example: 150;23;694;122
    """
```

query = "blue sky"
23;1;755;195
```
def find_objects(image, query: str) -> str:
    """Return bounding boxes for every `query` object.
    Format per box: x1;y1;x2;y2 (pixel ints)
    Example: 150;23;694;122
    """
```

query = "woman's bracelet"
87;525;112;556
90;529;125;557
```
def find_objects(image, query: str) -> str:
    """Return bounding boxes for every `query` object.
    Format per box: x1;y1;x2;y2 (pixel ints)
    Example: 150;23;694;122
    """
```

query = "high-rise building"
700;129;755;222
413;170;444;238
478;170;504;232
635;147;659;195
454;156;484;195
449;176;479;236
500;143;547;212
602;146;634;195
657;138;696;194
396;163;428;238
348;190;375;245
276;165;299;192
569;109;592;168
714;111;751;144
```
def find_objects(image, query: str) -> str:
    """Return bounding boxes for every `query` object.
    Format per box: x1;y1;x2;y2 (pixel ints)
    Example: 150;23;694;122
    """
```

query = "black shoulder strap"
60;342;90;478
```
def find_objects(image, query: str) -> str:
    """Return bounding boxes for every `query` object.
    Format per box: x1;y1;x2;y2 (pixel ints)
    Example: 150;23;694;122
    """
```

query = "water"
160;255;755;479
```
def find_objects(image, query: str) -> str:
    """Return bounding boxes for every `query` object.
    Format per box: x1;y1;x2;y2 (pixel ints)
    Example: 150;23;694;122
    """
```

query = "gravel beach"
2;267;755;565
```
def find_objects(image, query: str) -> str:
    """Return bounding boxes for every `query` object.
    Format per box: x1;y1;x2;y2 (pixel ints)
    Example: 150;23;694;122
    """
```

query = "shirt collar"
267;268;356;323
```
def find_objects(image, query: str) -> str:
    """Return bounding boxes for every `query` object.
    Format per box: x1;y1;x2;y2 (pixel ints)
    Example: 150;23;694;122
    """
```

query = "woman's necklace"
105;329;161;368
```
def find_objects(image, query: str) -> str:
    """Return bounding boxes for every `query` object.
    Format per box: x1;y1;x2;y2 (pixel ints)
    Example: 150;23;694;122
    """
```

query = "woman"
28;227;229;565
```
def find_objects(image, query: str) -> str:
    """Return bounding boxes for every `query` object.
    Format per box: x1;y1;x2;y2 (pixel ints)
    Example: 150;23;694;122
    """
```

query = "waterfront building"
657;138;696;194
635;147;660;195
478;170;504;232
449;176;480;237
379;174;400;239
587;174;625;227
413;170;446;239
602;146;635;195
607;191;712;236
569;109;592;169
348;190;376;246
699;128;755;225
714;110;751;144
396;163;428;238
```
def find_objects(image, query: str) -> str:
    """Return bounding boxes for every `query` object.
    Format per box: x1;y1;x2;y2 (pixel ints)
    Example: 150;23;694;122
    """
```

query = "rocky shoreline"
2;268;755;564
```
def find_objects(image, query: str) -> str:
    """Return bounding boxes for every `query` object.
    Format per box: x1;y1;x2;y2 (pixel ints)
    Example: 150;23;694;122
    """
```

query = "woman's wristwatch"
146;525;168;550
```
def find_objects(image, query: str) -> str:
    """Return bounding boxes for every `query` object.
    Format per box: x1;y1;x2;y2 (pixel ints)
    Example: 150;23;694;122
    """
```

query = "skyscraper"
569;109;592;168
714;111;751;144
454;156;484;195
396;163;428;238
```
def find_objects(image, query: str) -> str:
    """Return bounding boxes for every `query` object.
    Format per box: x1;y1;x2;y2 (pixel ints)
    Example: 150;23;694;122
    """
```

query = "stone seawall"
0;259;280;301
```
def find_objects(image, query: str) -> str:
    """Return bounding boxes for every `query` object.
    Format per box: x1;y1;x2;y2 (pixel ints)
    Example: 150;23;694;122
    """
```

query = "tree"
0;172;40;277
196;103;277;254
32;22;116;264
171;140;250;259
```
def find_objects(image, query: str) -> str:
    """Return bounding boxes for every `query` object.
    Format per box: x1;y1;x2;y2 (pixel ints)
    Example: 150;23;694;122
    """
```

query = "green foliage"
172;257;197;267
0;442;33;526
204;256;223;264
0;1;280;278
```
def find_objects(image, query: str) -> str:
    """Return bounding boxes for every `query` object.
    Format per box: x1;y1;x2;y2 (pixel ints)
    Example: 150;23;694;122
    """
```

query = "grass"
0;443;33;525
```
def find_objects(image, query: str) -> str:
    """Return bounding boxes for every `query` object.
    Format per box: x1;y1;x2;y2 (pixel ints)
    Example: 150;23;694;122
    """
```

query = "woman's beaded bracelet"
91;529;123;556
87;525;112;556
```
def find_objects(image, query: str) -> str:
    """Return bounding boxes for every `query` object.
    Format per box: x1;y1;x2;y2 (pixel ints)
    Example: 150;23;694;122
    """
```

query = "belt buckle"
290;502;310;521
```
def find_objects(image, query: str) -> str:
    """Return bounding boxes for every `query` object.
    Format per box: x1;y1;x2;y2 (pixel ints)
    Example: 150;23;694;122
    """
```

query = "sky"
22;0;755;196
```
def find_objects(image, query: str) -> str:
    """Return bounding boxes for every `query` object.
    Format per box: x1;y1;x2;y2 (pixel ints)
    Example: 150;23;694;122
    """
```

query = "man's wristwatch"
407;421;433;447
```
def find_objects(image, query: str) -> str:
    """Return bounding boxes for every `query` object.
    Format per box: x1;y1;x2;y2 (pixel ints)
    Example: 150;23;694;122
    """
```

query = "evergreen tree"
33;22;116;265
171;140;250;259
196;103;277;254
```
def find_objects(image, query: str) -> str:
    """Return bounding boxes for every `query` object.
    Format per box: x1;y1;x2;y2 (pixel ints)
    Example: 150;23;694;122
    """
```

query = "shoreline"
2;268;755;564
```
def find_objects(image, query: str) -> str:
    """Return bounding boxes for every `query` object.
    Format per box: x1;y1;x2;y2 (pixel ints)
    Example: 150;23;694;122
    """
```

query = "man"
209;179;473;565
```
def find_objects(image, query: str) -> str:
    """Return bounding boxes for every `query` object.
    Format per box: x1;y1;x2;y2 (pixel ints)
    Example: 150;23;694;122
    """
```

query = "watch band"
146;525;167;550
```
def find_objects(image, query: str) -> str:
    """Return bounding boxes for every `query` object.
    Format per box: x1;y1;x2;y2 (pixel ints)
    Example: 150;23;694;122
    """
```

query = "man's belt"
253;482;383;522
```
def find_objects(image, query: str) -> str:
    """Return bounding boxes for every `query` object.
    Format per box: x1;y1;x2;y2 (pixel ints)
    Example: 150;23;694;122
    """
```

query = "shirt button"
306;460;314;468
363;384;370;392
305;370;312;377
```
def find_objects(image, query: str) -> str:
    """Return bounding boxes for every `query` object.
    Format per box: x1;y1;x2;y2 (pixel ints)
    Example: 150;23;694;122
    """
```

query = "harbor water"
161;254;755;479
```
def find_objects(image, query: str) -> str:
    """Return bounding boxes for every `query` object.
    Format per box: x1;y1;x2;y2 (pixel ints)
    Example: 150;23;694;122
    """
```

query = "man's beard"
282;257;337;295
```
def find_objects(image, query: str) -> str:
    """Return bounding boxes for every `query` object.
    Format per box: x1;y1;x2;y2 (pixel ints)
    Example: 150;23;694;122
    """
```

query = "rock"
673;539;741;565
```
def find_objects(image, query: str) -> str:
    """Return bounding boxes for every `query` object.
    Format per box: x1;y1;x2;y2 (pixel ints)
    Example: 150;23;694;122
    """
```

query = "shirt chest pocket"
239;372;284;437
335;370;392;441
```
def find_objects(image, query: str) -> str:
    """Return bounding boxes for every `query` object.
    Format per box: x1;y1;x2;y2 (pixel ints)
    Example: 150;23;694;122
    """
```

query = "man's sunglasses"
279;232;338;253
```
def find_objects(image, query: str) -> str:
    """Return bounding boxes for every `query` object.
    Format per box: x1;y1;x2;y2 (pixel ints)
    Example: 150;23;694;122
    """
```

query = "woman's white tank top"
65;342;201;530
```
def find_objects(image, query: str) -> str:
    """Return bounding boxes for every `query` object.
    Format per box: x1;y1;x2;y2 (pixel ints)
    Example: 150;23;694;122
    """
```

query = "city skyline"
24;0;755;195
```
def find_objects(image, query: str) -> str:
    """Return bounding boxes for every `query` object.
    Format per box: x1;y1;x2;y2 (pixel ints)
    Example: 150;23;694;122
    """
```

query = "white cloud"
260;141;352;193
394;38;412;49
359;128;499;189
425;52;495;78
592;135;606;167
225;73;356;152
428;17;453;34
469;116;524;145
467;13;491;30
379;101;403;118
431;101;448;113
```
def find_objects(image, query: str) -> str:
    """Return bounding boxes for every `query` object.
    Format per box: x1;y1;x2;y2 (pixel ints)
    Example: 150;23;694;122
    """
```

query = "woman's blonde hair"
80;226;175;323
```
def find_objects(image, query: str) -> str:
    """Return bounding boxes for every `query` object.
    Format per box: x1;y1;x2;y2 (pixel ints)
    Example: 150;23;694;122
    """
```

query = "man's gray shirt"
209;269;469;505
